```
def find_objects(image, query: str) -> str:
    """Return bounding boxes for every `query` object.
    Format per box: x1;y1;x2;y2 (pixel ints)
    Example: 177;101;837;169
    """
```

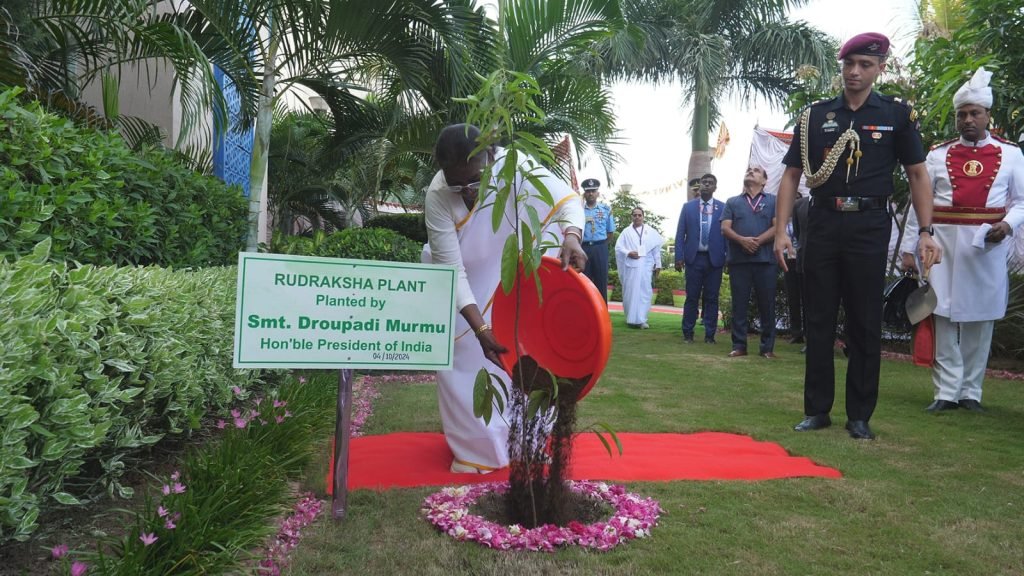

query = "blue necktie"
700;202;710;247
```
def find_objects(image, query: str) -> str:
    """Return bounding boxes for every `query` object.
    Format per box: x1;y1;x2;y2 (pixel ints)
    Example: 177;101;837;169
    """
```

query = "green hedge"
608;268;682;306
364;213;428;244
654;269;683;305
0;87;247;267
0;240;261;543
268;227;423;262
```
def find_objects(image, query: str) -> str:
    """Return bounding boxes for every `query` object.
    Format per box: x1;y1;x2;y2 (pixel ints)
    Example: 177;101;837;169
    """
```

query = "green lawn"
289;311;1024;575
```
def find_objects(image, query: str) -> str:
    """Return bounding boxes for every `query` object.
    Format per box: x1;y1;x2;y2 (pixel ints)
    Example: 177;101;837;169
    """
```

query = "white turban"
953;67;993;109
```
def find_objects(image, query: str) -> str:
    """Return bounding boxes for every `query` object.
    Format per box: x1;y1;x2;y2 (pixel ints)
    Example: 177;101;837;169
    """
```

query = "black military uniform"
782;91;924;424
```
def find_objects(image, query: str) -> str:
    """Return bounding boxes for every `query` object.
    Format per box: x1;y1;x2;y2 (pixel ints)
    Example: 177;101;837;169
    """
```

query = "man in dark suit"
675;173;728;343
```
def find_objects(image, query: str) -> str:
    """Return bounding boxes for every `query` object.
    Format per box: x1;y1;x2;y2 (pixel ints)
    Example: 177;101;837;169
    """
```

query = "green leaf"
104;359;136;372
51;492;81;506
500;235;519;295
6;456;37;469
520;222;535;273
492;372;510;405
5;405;39;430
593;422;624;456
525;204;543;240
490;376;505;416
473;369;490;420
527;390;550;420
28;238;52;264
594;429;613;457
29;424;55;438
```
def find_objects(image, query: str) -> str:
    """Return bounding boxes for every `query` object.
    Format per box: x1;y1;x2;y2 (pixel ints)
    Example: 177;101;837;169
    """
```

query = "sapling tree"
461;69;619;528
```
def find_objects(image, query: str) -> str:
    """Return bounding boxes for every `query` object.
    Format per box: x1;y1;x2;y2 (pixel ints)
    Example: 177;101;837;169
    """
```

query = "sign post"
332;368;353;519
232;253;456;519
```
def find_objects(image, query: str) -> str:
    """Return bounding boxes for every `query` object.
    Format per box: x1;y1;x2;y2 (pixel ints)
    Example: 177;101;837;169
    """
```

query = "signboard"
233;253;457;370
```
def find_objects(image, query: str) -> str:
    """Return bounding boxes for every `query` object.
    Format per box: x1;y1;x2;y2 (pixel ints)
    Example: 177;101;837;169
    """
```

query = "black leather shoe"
958;399;985;412
683;335;694;343
793;414;831;431
925;399;959;413
789;335;805;344
845;420;875;440
704;337;716;344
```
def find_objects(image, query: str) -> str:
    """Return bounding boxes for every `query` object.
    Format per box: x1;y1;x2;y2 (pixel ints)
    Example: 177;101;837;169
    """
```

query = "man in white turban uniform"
615;207;664;328
902;68;1024;413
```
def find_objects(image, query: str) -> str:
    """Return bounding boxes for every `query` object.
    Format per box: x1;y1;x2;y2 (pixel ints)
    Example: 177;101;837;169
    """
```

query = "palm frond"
501;0;625;74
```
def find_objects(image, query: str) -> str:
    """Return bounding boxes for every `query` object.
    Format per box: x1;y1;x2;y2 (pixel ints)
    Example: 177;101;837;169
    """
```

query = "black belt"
811;196;888;212
582;239;607;246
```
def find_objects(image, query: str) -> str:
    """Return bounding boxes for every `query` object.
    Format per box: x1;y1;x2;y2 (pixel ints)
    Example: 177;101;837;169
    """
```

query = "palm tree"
7;0;477;249
282;0;626;233
10;0;627;244
602;0;837;187
489;0;626;175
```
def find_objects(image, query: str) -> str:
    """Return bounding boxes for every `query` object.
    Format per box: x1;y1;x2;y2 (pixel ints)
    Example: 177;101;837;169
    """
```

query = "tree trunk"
687;92;712;198
246;16;278;252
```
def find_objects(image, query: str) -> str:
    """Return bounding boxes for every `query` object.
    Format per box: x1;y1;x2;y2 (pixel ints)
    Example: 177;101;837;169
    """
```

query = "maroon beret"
838;32;890;60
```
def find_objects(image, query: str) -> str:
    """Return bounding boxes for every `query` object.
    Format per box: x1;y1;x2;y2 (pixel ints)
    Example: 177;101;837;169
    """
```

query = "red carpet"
334;432;840;491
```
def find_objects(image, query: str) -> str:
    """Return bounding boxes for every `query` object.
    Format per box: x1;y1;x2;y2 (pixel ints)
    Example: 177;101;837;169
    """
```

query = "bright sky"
582;0;922;232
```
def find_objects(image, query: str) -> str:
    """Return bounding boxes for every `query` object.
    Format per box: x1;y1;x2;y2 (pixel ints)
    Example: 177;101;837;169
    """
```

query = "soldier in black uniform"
774;32;942;440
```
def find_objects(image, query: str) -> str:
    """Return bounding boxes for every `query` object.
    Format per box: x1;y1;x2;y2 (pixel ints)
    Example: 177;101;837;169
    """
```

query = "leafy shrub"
268;227;423;263
654;269;683;305
607;268;681;306
0;240;262;543
82;374;336;574
364;212;428;244
993;273;1024;360
0;87;246;267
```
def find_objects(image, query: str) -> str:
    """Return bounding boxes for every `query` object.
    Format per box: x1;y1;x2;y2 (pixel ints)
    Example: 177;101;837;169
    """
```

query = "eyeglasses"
441;181;482;195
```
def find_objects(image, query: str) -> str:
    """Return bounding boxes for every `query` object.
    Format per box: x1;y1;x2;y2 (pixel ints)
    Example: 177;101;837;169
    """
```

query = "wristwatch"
918;226;934;236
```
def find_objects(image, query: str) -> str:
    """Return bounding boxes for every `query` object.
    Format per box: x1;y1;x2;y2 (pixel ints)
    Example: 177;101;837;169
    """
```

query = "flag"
552;136;578;191
713;123;730;159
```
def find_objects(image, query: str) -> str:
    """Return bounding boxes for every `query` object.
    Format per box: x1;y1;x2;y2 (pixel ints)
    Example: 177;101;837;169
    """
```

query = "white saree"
423;151;583;471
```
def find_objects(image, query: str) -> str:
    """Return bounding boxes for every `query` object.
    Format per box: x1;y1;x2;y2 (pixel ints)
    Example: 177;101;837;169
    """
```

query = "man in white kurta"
615;209;664;328
424;124;586;473
901;68;1024;413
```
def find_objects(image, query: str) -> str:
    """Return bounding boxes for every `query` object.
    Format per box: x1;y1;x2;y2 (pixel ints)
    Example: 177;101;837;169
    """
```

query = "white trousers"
932;315;994;402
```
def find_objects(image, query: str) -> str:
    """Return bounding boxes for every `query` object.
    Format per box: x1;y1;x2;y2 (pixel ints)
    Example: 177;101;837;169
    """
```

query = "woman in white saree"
423;124;586;473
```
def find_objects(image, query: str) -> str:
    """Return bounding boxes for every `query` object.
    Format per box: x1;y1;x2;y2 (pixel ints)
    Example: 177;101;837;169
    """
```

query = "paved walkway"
607;301;682;316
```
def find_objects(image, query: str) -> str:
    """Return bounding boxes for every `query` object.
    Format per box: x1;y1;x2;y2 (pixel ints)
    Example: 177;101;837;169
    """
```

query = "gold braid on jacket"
800;107;862;188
